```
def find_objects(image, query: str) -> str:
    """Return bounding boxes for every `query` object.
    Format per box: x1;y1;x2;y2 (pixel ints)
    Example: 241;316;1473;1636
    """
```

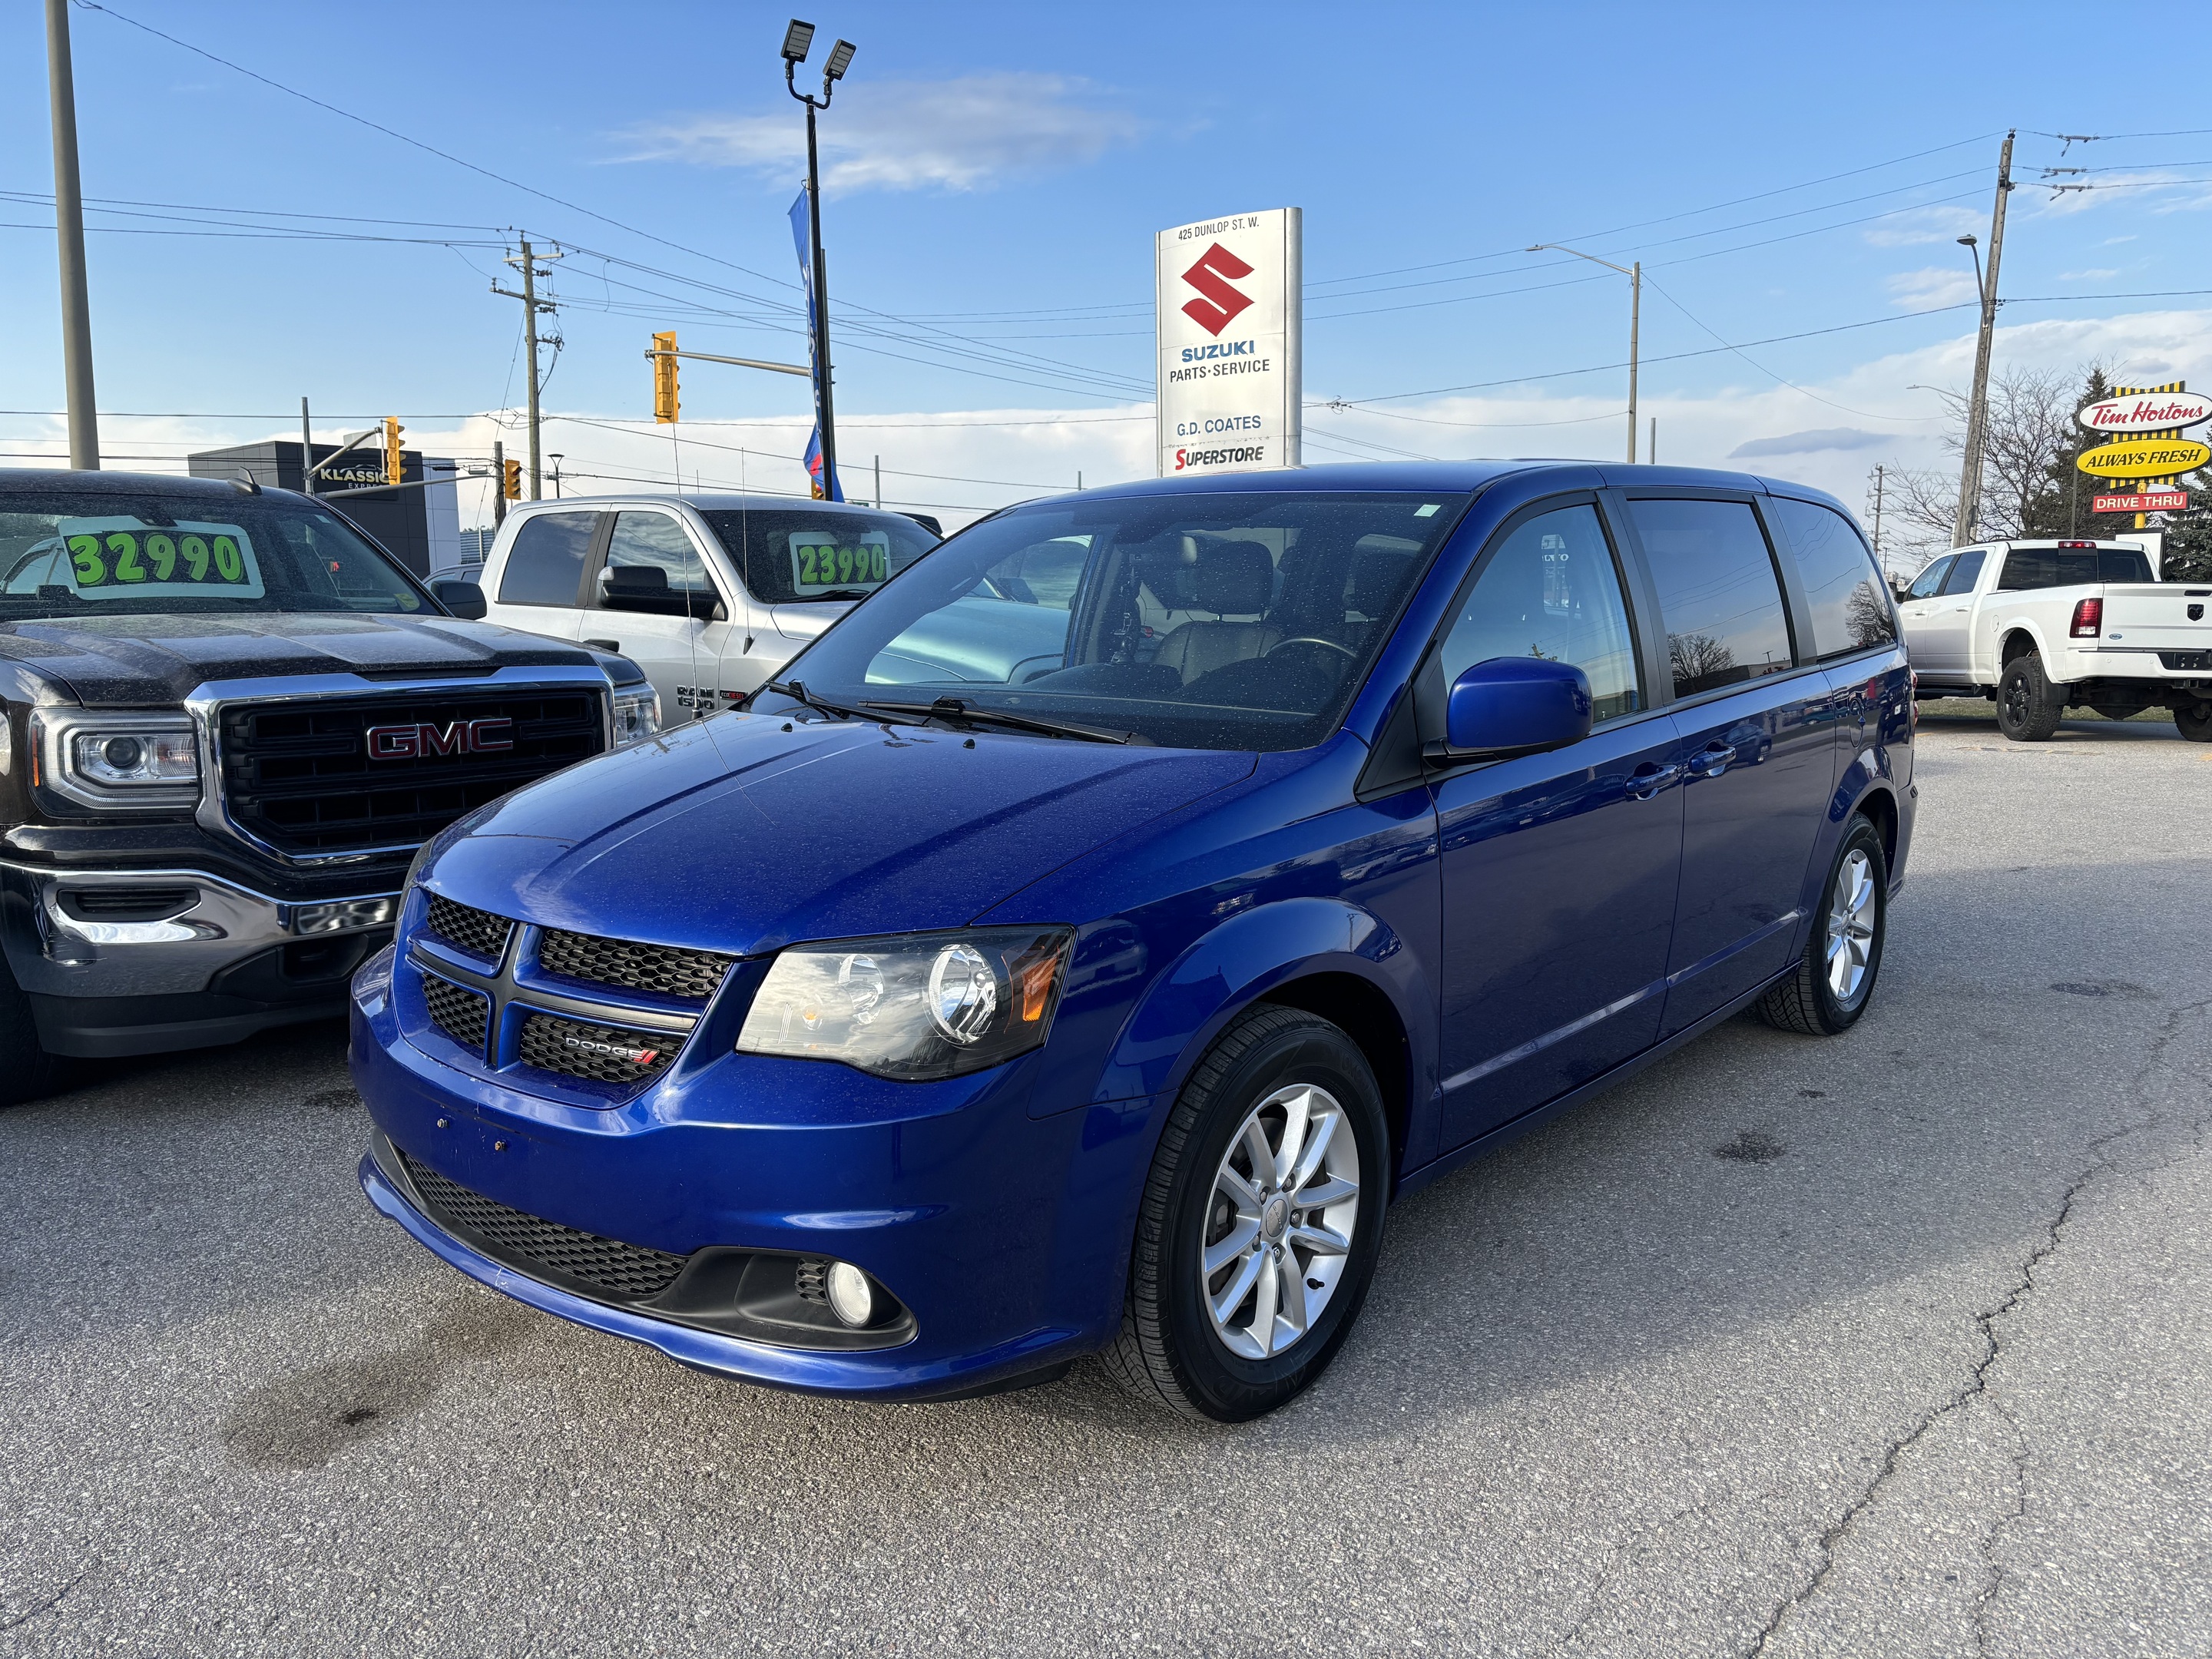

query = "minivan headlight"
737;926;1074;1080
611;683;660;748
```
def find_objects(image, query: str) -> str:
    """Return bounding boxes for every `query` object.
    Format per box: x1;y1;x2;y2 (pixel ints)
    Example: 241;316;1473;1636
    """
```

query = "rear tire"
1757;816;1888;1037
0;955;71;1108
1995;651;2065;742
1102;1005;1389;1422
2177;703;2212;743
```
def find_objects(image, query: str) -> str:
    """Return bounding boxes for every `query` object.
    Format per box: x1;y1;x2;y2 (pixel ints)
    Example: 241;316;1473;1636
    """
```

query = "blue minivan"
351;462;1912;1421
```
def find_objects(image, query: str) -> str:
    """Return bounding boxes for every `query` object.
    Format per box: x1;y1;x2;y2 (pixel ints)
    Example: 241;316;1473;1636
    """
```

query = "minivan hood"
0;611;615;706
435;712;1256;955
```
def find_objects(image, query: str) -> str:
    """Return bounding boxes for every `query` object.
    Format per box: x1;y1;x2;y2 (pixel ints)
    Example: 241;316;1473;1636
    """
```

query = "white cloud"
618;74;1143;193
1728;428;1888;459
1861;204;1980;247
2058;268;2120;281
1885;267;1979;309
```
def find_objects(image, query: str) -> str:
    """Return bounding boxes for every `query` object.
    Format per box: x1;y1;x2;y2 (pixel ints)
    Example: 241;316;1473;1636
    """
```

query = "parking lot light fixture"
825;38;856;81
780;18;813;62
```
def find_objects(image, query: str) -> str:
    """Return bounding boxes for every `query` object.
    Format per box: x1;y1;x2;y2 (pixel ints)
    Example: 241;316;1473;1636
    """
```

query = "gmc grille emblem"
365;717;515;760
563;1035;659;1065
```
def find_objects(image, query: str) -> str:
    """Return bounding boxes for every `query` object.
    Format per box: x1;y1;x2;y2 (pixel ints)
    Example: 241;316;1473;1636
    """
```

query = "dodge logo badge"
563;1035;659;1066
365;717;515;760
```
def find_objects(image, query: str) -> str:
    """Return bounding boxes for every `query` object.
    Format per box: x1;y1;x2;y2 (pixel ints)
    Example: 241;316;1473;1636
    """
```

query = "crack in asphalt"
1550;1492;1752;1656
1743;993;2212;1659
0;1565;89;1634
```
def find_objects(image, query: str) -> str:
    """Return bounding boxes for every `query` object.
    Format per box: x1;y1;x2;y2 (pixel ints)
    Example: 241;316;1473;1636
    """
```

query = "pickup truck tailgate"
2103;584;2212;651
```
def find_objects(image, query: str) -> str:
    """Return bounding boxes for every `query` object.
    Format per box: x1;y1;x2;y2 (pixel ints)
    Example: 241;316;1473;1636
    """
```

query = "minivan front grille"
425;894;512;961
217;687;604;855
394;1147;687;1301
537;928;737;1002
516;1011;680;1086
421;972;490;1055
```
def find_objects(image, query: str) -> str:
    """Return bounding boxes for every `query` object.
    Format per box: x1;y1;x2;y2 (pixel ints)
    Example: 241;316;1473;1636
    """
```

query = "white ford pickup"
1899;538;2212;742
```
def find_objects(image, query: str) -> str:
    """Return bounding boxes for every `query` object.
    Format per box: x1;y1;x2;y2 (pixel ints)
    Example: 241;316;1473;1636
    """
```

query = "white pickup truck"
1899;538;2212;742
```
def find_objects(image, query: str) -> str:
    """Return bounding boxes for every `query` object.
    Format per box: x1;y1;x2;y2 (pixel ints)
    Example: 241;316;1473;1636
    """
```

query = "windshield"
0;489;428;620
697;507;939;604
761;490;1471;752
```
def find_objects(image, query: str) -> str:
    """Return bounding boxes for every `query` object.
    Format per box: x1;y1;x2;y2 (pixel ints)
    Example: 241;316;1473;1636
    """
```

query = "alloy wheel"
1825;847;1876;1005
1200;1084;1362;1361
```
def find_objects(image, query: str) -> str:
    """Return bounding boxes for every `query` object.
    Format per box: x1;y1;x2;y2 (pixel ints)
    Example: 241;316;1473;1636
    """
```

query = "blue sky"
4;1;2209;531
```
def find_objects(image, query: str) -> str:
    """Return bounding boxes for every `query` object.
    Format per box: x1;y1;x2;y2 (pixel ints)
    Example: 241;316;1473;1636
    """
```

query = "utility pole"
1952;131;2015;546
1649;416;1657;466
1872;464;1886;570
873;454;881;508
1529;243;1639;462
783;23;856;500
45;0;98;470
493;238;561;500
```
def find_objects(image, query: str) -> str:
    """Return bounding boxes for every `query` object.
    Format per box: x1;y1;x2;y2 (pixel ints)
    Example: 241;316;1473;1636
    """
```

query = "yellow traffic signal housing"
382;416;405;486
502;459;522;501
652;331;680;424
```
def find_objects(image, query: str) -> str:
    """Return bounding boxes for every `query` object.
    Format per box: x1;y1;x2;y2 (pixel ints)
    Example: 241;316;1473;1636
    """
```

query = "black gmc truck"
0;469;658;1102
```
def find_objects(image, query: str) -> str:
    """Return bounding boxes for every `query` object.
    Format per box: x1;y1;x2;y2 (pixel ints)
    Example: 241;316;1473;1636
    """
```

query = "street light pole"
1952;131;2015;547
1531;243;1639;462
45;0;98;470
783;22;856;501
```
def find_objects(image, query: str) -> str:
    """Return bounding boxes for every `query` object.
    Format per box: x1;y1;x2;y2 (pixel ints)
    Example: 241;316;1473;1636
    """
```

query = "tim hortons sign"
2076;390;2212;434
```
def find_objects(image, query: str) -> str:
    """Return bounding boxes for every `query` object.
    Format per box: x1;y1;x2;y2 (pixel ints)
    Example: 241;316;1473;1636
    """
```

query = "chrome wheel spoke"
1210;1248;1265;1330
1217;1163;1263;1211
1273;1248;1309;1338
1292;1174;1357;1212
1286;1104;1339;1194
1289;1221;1351;1257
1248;1251;1281;1356
1204;1216;1260;1277
1239;1118;1277;1189
1273;1088;1315;1186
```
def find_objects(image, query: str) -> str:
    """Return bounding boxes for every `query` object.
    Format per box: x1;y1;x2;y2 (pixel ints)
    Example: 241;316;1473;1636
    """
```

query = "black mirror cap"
429;578;488;620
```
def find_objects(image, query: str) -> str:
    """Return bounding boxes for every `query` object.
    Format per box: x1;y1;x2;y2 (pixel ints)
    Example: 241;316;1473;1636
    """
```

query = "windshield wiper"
760;678;869;722
859;696;1145;746
796;588;873;601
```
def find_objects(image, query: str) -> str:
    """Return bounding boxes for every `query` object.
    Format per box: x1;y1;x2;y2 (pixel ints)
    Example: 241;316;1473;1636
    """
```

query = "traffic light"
382;416;405;487
502;459;522;501
651;331;679;424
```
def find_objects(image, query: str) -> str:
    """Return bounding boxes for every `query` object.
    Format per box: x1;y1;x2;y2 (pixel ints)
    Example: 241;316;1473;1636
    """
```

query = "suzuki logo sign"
365;717;515;760
1181;243;1255;336
1155;209;1300;478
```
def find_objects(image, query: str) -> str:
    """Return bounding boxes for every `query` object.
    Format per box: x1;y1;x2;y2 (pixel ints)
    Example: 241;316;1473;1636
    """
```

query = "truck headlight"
34;712;200;810
737;926;1074;1080
611;684;659;748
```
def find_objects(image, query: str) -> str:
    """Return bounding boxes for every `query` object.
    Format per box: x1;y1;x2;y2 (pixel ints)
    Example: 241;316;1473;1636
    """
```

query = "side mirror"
428;578;487;620
1433;656;1593;761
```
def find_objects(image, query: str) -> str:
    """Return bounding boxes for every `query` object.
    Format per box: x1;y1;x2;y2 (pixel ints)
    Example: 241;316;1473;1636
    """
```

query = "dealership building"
187;441;466;577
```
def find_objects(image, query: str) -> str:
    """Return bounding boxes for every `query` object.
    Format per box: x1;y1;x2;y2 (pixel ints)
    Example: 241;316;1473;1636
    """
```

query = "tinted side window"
1439;503;1643;724
1906;555;1956;599
1940;550;1986;596
594;511;714;608
1628;498;1794;697
498;512;598;606
1773;498;1897;657
2101;547;2152;581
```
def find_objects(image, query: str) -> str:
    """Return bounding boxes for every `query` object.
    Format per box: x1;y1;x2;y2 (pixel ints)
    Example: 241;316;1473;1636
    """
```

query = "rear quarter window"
1627;497;1795;696
1771;497;1897;657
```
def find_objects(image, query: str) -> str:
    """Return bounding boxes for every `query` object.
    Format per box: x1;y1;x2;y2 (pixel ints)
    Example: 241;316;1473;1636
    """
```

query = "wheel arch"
1998;623;2046;667
1255;972;1413;1175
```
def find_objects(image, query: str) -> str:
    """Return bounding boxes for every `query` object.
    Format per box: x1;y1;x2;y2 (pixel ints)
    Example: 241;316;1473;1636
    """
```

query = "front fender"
1092;896;1439;1165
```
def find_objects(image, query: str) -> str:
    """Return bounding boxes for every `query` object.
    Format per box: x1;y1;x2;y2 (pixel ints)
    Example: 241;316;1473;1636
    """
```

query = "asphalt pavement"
5;708;2210;1657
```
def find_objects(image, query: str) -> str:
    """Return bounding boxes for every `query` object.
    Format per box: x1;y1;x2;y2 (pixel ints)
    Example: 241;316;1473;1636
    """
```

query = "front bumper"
349;950;1166;1400
0;860;396;1055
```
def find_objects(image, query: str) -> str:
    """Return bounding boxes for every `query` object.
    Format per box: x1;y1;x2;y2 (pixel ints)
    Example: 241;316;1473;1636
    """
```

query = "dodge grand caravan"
352;462;1913;1421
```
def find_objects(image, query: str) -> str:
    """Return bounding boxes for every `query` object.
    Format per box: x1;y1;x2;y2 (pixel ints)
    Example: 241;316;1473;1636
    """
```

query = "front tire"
1103;1005;1389;1422
0;955;71;1108
1757;816;1888;1036
2177;702;2212;743
1995;651;2064;741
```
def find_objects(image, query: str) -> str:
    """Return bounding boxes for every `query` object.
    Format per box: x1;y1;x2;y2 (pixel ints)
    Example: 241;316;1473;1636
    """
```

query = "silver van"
476;493;939;720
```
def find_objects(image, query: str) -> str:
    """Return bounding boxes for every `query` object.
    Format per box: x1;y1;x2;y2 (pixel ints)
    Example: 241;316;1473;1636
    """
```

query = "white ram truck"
1899;538;2212;742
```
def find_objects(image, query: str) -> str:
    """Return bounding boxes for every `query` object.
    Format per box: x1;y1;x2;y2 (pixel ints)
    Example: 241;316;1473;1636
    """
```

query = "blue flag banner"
788;187;843;502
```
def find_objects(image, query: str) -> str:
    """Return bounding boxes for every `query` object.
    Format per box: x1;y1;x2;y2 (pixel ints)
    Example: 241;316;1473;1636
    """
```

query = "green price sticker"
52;518;265;601
788;531;890;594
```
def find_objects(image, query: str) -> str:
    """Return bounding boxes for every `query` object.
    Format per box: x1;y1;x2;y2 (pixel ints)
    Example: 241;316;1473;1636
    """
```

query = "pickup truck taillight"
2070;597;2102;638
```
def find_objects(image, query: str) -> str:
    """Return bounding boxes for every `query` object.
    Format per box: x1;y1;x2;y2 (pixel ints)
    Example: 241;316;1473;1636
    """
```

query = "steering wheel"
1265;636;1359;661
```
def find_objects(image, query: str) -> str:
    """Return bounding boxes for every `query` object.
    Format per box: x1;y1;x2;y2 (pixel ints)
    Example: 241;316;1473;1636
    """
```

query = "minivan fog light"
826;1262;874;1327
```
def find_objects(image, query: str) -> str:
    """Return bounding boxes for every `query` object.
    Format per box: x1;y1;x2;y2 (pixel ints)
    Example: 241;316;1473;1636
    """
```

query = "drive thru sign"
1155;209;1301;478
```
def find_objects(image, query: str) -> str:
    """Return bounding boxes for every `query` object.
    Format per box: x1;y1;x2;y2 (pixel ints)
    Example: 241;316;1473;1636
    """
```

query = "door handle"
1687;743;1736;778
584;637;620;652
1625;761;1682;800
1951;604;1969;612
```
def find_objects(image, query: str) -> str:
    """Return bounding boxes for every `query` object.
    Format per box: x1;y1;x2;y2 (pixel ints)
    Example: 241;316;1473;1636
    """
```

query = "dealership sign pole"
1156;210;1301;477
2076;382;2211;525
